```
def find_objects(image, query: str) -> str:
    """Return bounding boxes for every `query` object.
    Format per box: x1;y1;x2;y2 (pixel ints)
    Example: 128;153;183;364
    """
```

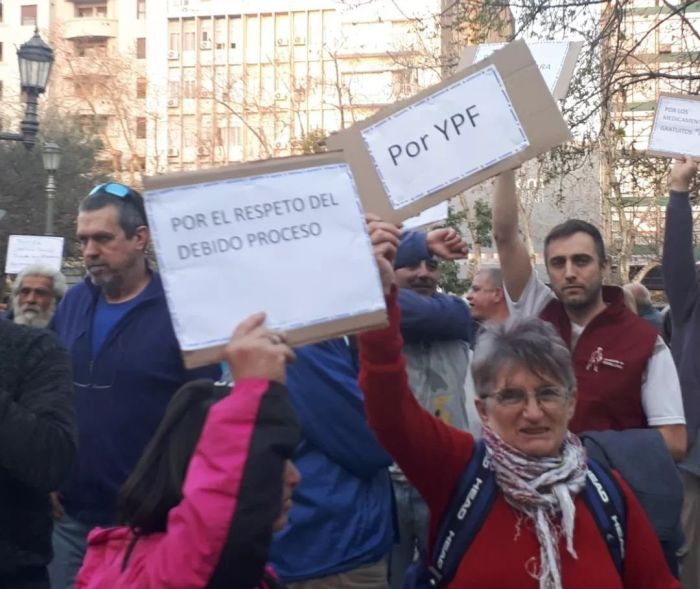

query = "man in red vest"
490;170;687;461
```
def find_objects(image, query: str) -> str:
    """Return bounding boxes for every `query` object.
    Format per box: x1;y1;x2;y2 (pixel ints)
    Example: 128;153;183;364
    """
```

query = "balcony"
63;17;118;40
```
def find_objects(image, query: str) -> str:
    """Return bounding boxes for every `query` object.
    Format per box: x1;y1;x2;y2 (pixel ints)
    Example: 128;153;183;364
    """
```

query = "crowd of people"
0;157;698;589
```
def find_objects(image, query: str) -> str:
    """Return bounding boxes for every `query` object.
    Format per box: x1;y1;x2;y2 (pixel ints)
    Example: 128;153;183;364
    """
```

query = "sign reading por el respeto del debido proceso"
144;160;386;366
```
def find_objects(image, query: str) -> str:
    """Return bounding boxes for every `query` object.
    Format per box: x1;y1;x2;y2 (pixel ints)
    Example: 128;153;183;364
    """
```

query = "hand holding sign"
427;228;468;260
670;156;699;193
366;214;400;295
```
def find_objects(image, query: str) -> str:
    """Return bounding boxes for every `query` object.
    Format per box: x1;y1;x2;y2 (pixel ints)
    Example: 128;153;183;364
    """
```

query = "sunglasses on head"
89;182;148;225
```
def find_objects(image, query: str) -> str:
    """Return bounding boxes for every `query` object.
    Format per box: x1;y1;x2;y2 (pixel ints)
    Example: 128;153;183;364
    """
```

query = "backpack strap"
425;440;497;587
582;458;627;576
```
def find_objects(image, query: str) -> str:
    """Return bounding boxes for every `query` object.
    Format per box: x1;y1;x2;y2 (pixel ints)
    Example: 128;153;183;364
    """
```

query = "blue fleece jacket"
269;339;393;581
51;272;219;525
663;192;700;476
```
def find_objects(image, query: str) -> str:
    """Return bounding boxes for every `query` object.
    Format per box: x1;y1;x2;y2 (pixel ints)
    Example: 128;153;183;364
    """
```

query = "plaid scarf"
482;426;587;589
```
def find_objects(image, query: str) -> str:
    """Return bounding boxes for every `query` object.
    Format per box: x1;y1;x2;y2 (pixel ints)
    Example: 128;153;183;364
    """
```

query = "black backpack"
402;440;626;588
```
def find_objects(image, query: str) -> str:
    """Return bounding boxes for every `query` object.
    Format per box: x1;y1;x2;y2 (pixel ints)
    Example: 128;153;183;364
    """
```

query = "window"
0;43;3;62
0;3;4;23
76;3;107;17
73;38;107;57
21;4;37;26
183;31;195;51
136;77;147;99
169;32;180;52
137;0;146;19
136;117;146;139
0;81;3;100
136;37;146;59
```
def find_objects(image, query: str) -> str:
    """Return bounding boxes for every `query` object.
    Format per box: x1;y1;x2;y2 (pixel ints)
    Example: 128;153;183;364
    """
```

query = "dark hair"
79;190;147;238
117;379;227;535
544;219;606;267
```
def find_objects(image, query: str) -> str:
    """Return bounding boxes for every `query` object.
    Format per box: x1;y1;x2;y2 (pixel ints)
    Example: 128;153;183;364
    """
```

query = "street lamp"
42;142;62;236
0;29;54;150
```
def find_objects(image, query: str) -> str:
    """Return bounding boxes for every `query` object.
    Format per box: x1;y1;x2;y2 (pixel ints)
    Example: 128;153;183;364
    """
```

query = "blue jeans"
390;480;429;589
48;515;93;589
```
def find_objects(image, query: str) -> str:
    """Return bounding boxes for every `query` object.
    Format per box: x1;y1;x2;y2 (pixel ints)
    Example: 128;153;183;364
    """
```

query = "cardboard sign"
403;201;449;230
648;93;700;158
327;40;571;223
459;41;583;100
143;152;387;368
5;235;64;274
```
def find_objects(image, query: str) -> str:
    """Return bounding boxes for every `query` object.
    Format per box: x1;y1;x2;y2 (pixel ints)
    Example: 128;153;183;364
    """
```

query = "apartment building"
148;0;443;172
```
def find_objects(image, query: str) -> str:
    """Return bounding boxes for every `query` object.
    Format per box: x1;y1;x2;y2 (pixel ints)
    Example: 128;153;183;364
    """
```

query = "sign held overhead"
5;235;64;275
648;93;700;159
143;152;387;368
328;40;572;223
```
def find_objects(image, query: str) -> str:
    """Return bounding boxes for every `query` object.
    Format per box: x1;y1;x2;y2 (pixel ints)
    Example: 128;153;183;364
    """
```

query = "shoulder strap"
582;458;627;576
426;440;497;587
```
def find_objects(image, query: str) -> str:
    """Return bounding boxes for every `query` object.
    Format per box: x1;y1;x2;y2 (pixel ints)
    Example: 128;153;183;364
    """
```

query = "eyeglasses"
19;287;52;298
89;182;147;226
485;386;569;409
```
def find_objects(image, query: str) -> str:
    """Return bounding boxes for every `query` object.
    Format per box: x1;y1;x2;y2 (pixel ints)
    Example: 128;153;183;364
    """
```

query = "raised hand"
670;156;698;193
223;312;295;384
366;213;401;295
427;227;468;260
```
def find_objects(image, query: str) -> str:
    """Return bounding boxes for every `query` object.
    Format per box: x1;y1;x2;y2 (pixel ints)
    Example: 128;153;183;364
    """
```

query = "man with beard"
7;265;67;327
388;228;477;588
48;183;219;589
491;170;687;460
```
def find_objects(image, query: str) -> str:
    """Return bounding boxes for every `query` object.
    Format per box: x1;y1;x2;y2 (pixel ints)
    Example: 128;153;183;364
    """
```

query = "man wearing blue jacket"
48;183;219;589
663;157;700;589
389;228;476;588
269;338;394;588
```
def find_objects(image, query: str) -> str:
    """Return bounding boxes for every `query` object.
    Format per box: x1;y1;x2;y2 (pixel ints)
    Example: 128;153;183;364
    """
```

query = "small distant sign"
5;235;65;274
648;93;700;158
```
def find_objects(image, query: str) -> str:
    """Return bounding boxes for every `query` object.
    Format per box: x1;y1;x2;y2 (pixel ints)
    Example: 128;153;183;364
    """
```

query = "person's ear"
565;389;577;421
134;226;150;252
475;398;489;425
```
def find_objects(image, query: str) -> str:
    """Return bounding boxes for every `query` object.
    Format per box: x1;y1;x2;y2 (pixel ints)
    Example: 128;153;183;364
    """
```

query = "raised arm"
663;157;700;323
491;170;533;301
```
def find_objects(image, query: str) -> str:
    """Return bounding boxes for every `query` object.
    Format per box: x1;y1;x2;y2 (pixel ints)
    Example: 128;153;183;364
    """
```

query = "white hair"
12;265;67;300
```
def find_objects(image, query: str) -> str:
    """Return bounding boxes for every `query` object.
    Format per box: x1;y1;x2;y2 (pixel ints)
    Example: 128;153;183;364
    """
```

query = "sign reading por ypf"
327;40;571;223
144;153;387;368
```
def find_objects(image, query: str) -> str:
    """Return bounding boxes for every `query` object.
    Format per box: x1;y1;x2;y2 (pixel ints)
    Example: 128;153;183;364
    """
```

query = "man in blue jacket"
389;228;476;589
663;157;700;588
269;338;394;587
48;183;219;589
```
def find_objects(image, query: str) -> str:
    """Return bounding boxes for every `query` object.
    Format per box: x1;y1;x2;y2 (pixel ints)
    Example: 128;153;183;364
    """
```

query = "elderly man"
8;265;67;327
466;267;510;326
624;282;663;333
0;318;75;589
48;183;219;589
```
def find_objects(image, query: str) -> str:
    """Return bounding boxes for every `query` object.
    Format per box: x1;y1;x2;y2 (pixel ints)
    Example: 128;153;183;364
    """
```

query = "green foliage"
299;129;329;154
438;205;470;296
0;111;108;269
469;198;493;248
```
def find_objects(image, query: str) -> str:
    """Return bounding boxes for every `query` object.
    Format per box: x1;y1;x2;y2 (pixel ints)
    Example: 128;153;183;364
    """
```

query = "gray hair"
477;267;503;289
12;264;68;300
472;316;576;399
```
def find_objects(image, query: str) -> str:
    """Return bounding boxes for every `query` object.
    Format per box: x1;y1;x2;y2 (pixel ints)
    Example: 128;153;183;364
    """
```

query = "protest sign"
403;201;449;230
648;93;700;158
5;235;64;274
327;40;571;223
143;152;387;368
459;40;582;100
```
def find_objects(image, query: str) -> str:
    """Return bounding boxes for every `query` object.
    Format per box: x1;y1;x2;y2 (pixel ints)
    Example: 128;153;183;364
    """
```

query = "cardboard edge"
144;150;348;192
182;309;388;369
329;40;571;223
457;46;480;71
553;41;583;101
646;92;700;159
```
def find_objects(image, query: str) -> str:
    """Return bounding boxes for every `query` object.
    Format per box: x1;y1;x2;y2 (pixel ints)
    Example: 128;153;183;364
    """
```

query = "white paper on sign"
474;41;571;93
5;235;64;274
146;164;385;352
361;65;529;210
403;201;449;230
648;96;700;157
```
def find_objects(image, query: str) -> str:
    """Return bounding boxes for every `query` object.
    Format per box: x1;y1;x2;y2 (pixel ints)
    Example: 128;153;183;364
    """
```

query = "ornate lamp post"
42;142;62;235
0;29;55;150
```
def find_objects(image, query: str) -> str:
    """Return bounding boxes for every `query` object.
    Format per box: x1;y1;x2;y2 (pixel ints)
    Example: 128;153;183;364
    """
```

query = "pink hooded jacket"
75;378;299;589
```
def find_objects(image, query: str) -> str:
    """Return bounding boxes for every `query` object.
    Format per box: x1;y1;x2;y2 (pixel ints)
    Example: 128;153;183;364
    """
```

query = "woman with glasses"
75;312;300;589
359;219;679;589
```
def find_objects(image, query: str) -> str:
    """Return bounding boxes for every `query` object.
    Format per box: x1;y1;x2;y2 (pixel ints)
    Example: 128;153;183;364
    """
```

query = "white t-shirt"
505;272;685;427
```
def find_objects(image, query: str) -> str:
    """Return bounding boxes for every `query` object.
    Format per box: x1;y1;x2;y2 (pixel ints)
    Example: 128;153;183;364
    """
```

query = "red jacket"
75;378;298;589
540;286;657;432
359;291;679;589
